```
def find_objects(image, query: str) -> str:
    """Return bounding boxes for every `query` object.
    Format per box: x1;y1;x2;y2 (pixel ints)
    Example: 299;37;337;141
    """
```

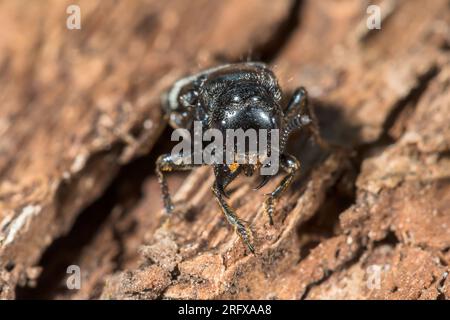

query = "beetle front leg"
156;153;199;214
212;185;254;253
263;154;300;225
214;164;243;198
212;166;254;253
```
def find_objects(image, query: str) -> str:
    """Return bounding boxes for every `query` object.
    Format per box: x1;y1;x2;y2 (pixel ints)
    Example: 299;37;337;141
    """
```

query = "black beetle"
157;62;330;253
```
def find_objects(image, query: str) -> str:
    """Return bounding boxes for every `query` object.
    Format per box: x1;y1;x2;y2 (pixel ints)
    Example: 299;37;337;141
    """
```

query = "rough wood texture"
1;0;449;300
0;0;294;299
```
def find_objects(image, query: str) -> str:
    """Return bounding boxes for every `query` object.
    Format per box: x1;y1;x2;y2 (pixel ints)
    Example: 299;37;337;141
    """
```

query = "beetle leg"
214;164;242;198
253;174;271;190
263;154;300;225
285;87;308;114
285;87;333;151
212;184;254;253
303;104;332;152
156;153;200;214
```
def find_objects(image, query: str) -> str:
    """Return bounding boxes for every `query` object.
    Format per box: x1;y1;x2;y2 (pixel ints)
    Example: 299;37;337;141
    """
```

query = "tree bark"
1;0;449;300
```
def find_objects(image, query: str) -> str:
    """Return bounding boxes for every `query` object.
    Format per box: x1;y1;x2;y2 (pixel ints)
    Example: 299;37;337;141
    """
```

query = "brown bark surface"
1;0;449;300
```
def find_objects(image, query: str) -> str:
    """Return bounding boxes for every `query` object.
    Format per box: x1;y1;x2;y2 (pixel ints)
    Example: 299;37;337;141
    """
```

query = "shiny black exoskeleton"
157;62;329;253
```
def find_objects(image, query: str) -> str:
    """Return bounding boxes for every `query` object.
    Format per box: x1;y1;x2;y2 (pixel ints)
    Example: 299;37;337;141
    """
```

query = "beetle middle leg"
263;154;300;225
213;164;254;253
283;87;332;151
156;153;200;214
